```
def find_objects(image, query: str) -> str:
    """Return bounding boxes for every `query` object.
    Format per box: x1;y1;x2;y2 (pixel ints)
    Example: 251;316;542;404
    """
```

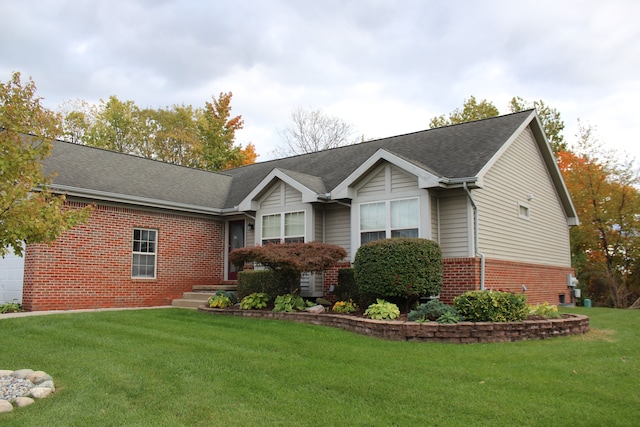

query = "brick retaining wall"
198;307;589;343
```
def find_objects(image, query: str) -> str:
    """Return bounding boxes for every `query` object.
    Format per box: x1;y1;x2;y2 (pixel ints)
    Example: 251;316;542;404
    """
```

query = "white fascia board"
331;149;441;199
237;168;318;211
47;185;230;216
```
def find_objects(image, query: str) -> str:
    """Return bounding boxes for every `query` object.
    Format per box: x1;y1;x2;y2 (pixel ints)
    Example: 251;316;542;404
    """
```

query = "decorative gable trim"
331;149;442;200
237;168;321;211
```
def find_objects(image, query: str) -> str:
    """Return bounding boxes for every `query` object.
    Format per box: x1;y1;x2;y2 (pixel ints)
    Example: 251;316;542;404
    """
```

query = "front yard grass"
0;307;638;426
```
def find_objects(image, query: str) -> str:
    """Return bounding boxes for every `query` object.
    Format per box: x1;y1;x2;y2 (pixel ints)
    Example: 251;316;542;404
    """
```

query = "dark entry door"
228;220;245;280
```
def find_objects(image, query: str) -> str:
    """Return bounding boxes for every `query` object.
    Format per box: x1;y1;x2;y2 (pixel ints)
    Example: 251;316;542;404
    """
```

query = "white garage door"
0;248;24;304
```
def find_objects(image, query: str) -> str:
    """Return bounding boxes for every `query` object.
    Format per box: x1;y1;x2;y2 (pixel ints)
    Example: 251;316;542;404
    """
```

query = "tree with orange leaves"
558;123;640;307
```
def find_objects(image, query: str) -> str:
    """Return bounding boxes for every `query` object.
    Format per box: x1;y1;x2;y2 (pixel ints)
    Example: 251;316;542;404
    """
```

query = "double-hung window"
132;228;157;278
360;198;419;244
261;211;305;245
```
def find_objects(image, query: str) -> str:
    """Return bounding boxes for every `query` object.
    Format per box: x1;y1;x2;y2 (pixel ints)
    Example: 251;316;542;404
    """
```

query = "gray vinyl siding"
390;165;418;192
260;184;282;209
357;166;386;197
285;183;302;205
430;194;439;243
324;205;351;258
438;190;471;257
314;206;323;242
474;127;571;266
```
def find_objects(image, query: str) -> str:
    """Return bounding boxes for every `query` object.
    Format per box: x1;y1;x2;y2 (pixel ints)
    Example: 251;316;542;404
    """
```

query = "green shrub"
0;301;23;314
408;300;459;322
334;268;360;302
240;293;270;310
528;302;561;319
237;270;288;300
453;290;528;322
364;299;400;320
208;293;233;308
273;293;312;312
354;238;443;306
436;311;461;324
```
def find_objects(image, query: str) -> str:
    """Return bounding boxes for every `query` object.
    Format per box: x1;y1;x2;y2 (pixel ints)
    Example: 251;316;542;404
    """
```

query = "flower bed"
198;306;589;343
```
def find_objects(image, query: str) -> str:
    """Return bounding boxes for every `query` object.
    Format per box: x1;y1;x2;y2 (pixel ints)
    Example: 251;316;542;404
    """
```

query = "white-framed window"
360;198;419;244
132;228;157;278
518;202;530;220
261;211;305;245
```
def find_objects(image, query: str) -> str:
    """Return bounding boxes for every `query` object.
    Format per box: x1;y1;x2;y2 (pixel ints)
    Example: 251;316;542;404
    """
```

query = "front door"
227;220;245;280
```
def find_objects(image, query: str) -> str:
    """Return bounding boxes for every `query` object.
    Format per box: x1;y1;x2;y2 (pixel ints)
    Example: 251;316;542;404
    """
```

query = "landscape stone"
38;380;55;391
12;369;34;380
28;371;51;385
0;400;12;413
30;387;53;399
0;371;13;377
14;397;35;407
306;305;325;314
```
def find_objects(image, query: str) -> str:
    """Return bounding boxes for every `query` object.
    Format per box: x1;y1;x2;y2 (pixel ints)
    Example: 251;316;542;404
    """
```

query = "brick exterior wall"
23;201;225;311
325;257;573;306
440;258;574;305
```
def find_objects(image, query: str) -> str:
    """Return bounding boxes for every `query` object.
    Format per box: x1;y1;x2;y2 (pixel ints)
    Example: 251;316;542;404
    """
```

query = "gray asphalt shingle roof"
44;110;534;212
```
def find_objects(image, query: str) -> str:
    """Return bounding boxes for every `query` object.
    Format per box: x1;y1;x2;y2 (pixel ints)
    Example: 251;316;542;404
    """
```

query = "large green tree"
429;96;500;128
0;72;90;257
60;92;256;171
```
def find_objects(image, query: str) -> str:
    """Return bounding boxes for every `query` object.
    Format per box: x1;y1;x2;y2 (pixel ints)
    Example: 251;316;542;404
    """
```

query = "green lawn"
0;307;638;426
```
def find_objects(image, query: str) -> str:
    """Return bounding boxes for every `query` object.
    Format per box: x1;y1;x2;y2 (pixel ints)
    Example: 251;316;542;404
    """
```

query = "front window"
360;198;419;244
132;228;157;278
261;211;305;245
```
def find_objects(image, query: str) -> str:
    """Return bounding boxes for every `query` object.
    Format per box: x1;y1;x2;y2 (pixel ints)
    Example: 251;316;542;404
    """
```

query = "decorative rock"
316;298;332;306
12;369;34;380
30;387;53;399
14;397;35;407
0;400;12;413
28;371;52;385
38;380;55;391
306;304;325;314
0;371;13;377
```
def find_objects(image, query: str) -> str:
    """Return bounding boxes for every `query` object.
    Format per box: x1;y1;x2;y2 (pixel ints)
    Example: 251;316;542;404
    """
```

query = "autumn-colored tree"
229;241;347;293
558;123;640;307
0;72;91;256
276;106;358;156
429;96;499;128
195;92;250;170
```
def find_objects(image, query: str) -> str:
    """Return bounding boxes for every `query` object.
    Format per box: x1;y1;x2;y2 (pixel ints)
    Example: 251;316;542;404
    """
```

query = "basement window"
132;228;157;278
518;202;530;220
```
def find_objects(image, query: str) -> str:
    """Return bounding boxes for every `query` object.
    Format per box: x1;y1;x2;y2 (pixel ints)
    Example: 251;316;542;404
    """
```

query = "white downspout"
463;182;485;291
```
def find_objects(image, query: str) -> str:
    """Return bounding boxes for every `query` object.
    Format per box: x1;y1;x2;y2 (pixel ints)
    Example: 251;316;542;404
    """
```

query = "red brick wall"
440;257;574;305
23;201;225;311
322;261;351;301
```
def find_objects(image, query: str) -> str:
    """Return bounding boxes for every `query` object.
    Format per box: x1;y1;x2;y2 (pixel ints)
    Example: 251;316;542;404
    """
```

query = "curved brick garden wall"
199;307;589;343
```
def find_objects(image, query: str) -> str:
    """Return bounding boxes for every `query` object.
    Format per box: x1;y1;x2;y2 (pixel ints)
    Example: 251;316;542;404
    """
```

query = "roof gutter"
463;181;485;291
45;184;234;216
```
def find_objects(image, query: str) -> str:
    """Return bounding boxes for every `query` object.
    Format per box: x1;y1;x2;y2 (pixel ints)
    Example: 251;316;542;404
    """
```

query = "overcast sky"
3;0;639;163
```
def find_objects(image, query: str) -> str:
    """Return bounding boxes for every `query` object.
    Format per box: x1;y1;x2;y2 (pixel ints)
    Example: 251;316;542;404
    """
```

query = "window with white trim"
132;228;157;278
360;198;419;244
261;211;305;245
518;202;530;220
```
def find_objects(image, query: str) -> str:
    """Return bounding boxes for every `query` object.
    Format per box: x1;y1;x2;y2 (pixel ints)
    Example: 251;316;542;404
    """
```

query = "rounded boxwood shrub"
354;238;443;305
334;268;360;303
237;270;289;300
453;290;528;322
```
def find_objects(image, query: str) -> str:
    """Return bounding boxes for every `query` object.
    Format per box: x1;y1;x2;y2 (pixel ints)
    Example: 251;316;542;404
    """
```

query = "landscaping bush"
354;238;443;307
364;299;400;320
334;268;360;303
332;299;358;314
453;290;528;322
272;293;314;312
408;300;459;322
208;292;235;308
240;293;270;310
237;270;288;300
528;302;561;319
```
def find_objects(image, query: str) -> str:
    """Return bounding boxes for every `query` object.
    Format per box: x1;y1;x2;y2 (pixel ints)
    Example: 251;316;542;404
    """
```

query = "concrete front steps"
172;283;238;309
